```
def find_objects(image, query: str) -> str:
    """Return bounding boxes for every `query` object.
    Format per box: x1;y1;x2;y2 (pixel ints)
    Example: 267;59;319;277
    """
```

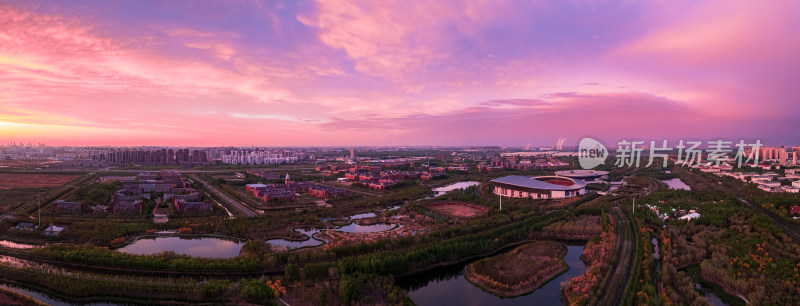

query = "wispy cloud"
0;0;798;146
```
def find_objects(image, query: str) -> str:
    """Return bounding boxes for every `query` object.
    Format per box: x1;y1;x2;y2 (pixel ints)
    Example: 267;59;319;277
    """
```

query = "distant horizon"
2;137;798;149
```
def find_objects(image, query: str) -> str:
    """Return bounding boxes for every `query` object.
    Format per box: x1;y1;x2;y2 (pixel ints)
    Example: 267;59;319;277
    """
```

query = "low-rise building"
678;212;701;221
308;185;349;198
780;186;799;193
175;200;212;213
138;180;177;193
160;170;181;181
137;172;159;181
247;169;280;180
113;200;142;214
44;224;65;237
91;205;107;214
420;171;447;180
791;206;800;219
15;222;35;230
53;200;83;214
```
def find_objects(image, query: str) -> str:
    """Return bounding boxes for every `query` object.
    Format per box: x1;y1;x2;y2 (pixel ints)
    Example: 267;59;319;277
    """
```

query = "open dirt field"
428;201;489;218
0;159;58;170
0;173;80;189
0;187;53;212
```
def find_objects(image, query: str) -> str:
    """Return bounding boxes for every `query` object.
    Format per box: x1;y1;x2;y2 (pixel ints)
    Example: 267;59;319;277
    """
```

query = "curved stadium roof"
491;175;587;191
554;170;609;178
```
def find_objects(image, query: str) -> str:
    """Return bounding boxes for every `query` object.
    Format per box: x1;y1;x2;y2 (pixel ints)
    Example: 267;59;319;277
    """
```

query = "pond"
0;255;36;269
266;228;325;250
0;240;40;249
117;236;243;258
398;245;586;305
433;181;480;197
662;178;691;190
336;223;398;233
695;283;729;306
349;212;377;220
652;238;660;259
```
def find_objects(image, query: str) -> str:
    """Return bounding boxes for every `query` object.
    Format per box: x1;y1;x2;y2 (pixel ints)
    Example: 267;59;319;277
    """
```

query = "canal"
398;244;586;305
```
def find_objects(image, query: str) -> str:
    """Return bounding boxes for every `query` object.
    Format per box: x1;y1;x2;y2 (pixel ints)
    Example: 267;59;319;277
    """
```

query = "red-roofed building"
791;206;800;218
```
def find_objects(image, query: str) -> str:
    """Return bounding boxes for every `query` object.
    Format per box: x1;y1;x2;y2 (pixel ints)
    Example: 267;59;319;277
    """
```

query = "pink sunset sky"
0;0;798;147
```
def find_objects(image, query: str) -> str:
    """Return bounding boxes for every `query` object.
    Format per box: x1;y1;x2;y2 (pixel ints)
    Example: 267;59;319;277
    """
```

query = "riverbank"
400;244;588;306
463;241;568;297
0;285;46;306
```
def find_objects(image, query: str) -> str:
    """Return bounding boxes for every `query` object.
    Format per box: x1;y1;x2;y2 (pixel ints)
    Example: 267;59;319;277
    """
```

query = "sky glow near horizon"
0;0;799;147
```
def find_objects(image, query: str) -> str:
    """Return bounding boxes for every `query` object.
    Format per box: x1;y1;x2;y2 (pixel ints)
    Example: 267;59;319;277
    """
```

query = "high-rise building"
350;149;357;161
793;147;800;165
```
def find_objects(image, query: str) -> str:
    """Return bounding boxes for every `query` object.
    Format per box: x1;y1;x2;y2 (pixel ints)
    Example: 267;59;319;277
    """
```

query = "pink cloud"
0;1;798;146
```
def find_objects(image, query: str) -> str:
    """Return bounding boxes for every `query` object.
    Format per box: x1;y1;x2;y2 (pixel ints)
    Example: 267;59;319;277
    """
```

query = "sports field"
428;201;489;218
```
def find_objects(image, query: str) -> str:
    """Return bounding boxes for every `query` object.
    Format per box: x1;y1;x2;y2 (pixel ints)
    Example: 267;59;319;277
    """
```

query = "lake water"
0;255;36;269
349;212;377;220
0;282;131;306
705;292;728;306
433;181;480;197
266;228;325;250
662;178;691;190
336;223;397;233
399;245;586;305
652;238;660;259
0;240;39;249
117;236;243;258
695;283;729;306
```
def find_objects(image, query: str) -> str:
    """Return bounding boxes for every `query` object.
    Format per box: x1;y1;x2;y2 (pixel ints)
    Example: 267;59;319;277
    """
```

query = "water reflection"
0;283;134;306
117;237;243;258
349;212;377;220
433;181;480;197
652;238;660;259
695;283;730;306
267;228;325;250
336;223;397;233
0;240;39;249
0;255;35;268
661;178;691;190
399;245;586;306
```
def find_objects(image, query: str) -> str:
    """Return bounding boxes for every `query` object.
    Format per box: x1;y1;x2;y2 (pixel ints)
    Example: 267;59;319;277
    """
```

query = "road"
610;177;657;305
98;169;225;173
188;174;257;217
611;206;636;306
600;176;656;306
738;197;800;244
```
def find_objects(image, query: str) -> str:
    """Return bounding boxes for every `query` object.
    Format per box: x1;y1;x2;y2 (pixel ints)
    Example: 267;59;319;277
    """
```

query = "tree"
339;275;358;303
318;290;328;305
285;263;300;282
239;278;275;302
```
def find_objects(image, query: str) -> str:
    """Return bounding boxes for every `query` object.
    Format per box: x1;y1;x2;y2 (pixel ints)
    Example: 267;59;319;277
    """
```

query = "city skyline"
1;0;799;146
